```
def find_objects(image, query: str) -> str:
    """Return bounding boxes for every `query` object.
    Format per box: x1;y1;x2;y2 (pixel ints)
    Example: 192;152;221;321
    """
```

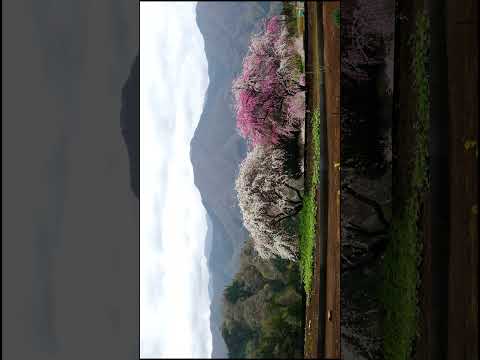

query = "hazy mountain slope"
192;2;282;357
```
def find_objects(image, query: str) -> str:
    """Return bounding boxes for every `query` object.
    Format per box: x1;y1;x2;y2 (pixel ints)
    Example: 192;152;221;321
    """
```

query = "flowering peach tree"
232;16;305;146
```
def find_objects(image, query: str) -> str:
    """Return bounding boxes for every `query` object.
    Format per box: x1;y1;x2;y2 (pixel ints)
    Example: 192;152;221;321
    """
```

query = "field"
226;0;478;358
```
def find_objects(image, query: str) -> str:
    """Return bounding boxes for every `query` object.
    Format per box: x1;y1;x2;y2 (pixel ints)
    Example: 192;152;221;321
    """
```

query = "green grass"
332;8;340;28
298;109;320;298
382;13;430;360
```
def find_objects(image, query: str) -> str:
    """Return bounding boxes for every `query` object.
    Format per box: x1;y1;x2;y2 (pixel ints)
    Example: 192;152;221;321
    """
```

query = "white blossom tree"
235;145;303;260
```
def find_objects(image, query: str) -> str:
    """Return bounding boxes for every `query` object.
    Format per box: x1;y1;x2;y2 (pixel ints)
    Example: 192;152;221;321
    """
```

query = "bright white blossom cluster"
236;145;303;260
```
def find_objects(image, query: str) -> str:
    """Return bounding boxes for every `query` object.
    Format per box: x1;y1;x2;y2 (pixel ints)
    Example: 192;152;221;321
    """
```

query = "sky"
140;2;212;358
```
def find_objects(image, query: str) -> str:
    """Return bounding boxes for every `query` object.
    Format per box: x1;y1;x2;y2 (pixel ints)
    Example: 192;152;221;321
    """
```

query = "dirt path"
444;0;478;358
304;2;324;357
416;2;450;359
304;1;341;358
322;2;341;358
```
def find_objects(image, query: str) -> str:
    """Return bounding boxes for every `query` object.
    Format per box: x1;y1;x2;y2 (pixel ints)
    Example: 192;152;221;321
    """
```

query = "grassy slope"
298;109;320;298
382;13;430;360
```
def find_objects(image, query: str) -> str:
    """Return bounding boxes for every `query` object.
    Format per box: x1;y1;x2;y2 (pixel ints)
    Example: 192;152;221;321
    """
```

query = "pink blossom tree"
232;16;305;146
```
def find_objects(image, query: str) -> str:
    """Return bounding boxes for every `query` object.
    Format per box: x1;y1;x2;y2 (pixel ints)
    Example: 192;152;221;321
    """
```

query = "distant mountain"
192;2;282;357
120;53;139;198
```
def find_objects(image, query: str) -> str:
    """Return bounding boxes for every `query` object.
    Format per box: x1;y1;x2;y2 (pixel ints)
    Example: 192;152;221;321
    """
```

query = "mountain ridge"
192;2;282;357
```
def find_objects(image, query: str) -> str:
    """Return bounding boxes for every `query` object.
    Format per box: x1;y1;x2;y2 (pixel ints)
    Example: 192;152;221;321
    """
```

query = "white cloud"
140;2;211;358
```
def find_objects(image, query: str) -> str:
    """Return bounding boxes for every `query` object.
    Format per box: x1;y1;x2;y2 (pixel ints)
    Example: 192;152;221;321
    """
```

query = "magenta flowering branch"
232;15;306;146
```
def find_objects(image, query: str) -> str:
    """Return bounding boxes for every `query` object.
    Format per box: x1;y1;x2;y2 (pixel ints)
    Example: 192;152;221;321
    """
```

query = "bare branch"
343;185;390;229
